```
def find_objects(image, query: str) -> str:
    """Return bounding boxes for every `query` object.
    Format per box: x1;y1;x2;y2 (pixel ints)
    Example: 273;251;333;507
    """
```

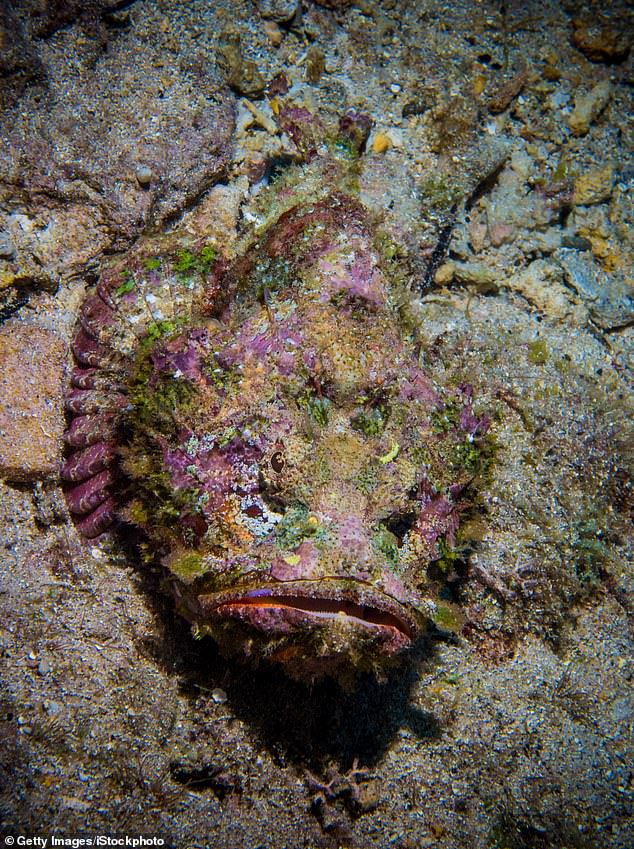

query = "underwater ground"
0;1;632;847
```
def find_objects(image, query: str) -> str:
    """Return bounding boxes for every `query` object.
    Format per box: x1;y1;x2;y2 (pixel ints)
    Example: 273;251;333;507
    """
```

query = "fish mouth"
198;579;421;647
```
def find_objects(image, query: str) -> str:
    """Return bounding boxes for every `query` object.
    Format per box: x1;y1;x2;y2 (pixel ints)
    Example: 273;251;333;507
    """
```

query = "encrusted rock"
571;16;631;63
0;325;65;482
506;259;584;321
557;249;634;330
0;232;15;259
573;165;615;206
257;0;300;23
434;260;500;292
568;80;612;136
220;34;266;99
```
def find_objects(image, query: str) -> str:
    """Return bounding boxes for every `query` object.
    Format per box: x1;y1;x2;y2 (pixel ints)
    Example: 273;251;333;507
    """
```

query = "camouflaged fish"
62;112;490;681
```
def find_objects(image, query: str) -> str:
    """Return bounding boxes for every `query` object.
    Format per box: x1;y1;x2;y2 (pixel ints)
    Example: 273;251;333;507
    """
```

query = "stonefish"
63;116;489;681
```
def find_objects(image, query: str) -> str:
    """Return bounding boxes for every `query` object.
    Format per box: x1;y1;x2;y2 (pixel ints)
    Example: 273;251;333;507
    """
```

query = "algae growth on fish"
62;114;491;681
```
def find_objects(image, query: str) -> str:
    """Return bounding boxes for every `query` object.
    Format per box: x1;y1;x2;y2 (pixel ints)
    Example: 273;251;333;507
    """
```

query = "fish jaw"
184;578;426;681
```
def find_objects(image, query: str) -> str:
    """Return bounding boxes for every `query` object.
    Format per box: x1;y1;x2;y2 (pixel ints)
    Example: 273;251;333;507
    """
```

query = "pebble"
0;231;15;259
212;687;228;704
135;165;153;186
0;325;65;482
561;234;592;250
434;261;456;286
38;658;51;675
568;80;612;136
263;20;283;46
488;63;527;113
437;261;498;292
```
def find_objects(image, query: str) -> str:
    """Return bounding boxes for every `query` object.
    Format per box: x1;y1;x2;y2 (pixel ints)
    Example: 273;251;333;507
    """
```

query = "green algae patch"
114;275;136;297
351;404;389;437
173;245;216;277
372;526;400;568
302;395;331;426
164;550;208;584
430;602;463;633
527;338;549;365
275;504;322;550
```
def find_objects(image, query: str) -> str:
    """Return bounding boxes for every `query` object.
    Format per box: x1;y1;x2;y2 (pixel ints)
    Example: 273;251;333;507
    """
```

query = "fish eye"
270;451;285;473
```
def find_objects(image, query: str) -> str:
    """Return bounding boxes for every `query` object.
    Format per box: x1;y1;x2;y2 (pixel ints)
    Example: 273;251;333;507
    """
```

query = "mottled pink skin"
399;366;440;404
64;413;117;448
72;329;109;367
270;542;321;581
216;601;412;656
415;493;462;555
62;168;491;678
318;252;385;305
458;385;490;437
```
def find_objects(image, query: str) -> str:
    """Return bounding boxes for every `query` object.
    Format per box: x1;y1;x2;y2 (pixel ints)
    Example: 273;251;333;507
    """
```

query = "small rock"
488;221;515;247
561;234;592;250
0;231;15;259
0;325;65;482
354;778;380;813
557;249;634;330
488;63;528;114
434;262;456;286
472;73;487;96
263;20;283;46
506;259;581;321
571;17;631;63
543;61;562;81
135;165;153;186
451;261;498;292
568;80;612;136
305;46;326;84
38;657;51;675
573;165;614;206
257;0;300;23
212;687;227;704
220;35;267;100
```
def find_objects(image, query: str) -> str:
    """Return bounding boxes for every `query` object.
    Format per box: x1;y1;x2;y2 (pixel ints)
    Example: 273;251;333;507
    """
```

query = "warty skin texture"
63;148;490;682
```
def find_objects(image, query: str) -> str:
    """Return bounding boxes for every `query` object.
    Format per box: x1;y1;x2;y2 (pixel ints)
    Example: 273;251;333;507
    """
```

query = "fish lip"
198;578;422;642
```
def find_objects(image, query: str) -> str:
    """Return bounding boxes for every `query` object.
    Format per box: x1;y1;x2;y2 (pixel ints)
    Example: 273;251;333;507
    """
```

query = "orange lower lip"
217;593;415;639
